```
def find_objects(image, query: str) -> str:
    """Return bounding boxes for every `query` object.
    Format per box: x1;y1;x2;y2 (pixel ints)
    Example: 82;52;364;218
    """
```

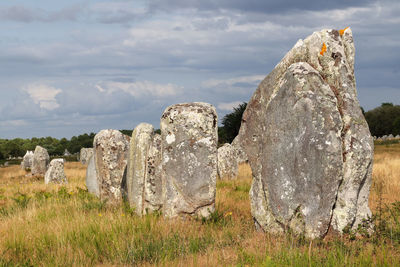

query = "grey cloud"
148;0;375;14
0;5;83;23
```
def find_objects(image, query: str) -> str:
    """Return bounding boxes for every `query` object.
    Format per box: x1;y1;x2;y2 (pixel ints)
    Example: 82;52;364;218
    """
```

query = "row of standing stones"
17;28;372;240
374;134;400;141
21;146;67;184
85;103;219;219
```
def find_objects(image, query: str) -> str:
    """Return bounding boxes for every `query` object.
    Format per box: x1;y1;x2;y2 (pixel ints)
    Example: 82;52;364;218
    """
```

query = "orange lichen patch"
320;42;327;56
339;26;349;36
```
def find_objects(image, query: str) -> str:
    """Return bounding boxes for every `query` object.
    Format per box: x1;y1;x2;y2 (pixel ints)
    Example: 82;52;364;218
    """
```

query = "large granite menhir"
126;123;163;216
31;146;50;176
239;28;373;238
93;129;130;204
161;102;218;219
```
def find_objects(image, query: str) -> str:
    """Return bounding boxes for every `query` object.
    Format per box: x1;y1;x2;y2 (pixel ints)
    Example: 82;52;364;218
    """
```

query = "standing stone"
94;129;129;204
126;123;163;215
161;102;218;219
231;135;248;164
45;159;67;184
31;146;50;176
146;134;163;212
63;149;71;157
239;28;373;239
20;151;34;170
80;148;94;165
217;143;238;180
86;155;99;197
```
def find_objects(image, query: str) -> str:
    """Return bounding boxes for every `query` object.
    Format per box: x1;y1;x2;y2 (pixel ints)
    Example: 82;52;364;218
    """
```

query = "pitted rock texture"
45;159;67;184
145;134;163;213
31;146;50;176
126;123;163;215
86;155;99;197
161;102;218;219
94;129;130;204
80;148;94;165
231;135;248;164
217;143;238;180
239;28;373;239
21;151;34;170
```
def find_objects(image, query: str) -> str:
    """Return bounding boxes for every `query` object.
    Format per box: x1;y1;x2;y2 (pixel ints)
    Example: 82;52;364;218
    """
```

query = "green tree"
221;102;247;144
365;103;400;136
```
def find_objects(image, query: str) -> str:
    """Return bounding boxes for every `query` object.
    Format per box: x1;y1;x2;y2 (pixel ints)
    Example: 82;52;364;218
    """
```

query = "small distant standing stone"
80;148;94;165
45;159;67;184
31;146;50;176
86;155;99;197
217;143;238;180
21;151;34;170
63;149;71;157
161;102;218;219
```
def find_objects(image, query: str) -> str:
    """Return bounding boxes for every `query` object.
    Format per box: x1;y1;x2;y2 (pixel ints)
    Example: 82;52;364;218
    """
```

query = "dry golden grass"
0;145;400;266
370;144;400;210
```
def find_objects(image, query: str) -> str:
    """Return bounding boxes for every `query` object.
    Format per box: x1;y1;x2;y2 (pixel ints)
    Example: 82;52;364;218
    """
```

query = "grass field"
0;144;400;266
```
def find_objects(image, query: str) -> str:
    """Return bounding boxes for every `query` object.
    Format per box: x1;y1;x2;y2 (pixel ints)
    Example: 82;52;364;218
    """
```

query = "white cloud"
23;83;62;110
217;101;243;111
202;75;264;88
96;80;183;98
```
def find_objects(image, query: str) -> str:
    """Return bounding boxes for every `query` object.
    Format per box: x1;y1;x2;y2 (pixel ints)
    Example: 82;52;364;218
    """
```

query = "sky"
0;0;399;139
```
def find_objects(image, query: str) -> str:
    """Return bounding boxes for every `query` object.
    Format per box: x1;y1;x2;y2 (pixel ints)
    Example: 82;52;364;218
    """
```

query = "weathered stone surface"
239;28;373;238
231;135;248;164
20;151;34;170
31;146;50;176
94;129;130;204
126;123;163;215
86;155;99;196
217;143;238;180
146;134;163;212
80;148;94;165
161;102;218;218
45;159;67;184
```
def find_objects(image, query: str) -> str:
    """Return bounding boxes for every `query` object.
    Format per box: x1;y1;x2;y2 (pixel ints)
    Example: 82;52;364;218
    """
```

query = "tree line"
1;102;399;160
0;133;95;160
